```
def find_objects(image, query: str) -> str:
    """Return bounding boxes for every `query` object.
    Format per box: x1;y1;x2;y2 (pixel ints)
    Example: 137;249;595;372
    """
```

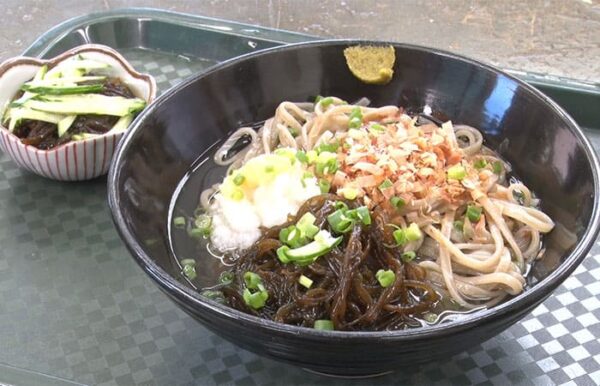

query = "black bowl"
108;40;600;376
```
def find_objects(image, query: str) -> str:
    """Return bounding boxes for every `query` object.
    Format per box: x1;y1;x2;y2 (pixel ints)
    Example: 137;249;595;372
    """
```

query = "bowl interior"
110;42;597;326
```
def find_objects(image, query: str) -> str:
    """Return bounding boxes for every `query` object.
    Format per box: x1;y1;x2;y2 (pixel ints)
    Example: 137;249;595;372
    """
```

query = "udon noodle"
184;96;554;331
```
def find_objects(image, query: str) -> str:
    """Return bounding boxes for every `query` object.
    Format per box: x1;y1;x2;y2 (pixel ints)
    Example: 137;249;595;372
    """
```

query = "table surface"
1;2;599;386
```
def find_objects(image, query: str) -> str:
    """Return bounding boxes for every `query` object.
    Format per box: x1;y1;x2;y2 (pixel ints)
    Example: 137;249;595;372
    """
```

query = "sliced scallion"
318;179;331;193
393;228;407;246
298;275;313;289
182;264;197;280
492;161;503;175
473;159;487;169
316;141;339;154
447;164;467;180
376;269;395;288
173;216;186;229
194;214;212;236
314;319;334;330
243;271;263;290
319;97;334;108
340;187;358;200
390;196;405;209
296;150;309;164
405;223;423;241
379;178;393;190
327;209;354;234
368;123;386;134
466;205;482;222
401;251;416;262
243;288;268;310
219;271;234;284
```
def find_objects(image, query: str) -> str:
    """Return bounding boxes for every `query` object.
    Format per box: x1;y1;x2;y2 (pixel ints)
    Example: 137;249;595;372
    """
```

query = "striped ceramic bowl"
0;44;156;181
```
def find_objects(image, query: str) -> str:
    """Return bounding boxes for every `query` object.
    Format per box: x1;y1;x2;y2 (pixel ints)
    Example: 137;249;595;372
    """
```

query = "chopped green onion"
188;227;206;239
340;187;359;200
232;173;245;185
303;171;315;180
492;161;503;175
390;196;405;209
349;106;362;120
194;214;212;236
379;178;393;190
314;95;323;103
319;97;334;108
447;164;467;180
405;223;423;241
376;269;396;288
316;141;339;154
296;150;309;163
466;205;482;222
368;123;386;134
182;264;197;280
342;142;351;150
181;258;196;266
315;152;338;176
276;230;342;266
401;251;416;262
288;126;299;137
314;319;334;330
318;179;331;193
276;246;291;264
297;212;320;239
298;275;313;289
327;209;354;233
473;159;487;169
279;225;306;248
334;201;349;211
219;271;234;284
453;220;464;231
393;229;407;246
173;216;186;229
306;150;318;164
265;165;275;173
243;288;268;309
274;148;297;163
230;189;244;201
243;271;263;290
201;290;225;303
347;206;371;226
348;117;362;129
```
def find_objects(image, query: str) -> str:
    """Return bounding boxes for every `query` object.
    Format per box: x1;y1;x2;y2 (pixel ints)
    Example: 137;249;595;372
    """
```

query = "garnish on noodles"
175;96;554;331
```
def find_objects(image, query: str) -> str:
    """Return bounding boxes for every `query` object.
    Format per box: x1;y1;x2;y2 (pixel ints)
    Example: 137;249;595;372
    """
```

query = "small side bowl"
0;44;156;181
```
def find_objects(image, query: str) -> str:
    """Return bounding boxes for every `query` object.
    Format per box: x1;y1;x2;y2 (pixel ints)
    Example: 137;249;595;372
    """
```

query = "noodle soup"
168;97;554;331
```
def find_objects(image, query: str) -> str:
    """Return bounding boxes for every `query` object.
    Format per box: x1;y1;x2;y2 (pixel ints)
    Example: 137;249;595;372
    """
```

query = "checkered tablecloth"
0;48;598;386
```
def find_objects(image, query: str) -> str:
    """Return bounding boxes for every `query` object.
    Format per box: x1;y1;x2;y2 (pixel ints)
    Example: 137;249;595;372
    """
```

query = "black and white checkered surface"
0;48;599;386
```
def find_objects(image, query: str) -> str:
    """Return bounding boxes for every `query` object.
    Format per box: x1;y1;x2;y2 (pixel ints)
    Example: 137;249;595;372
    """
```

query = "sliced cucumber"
5;108;64;133
33;65;48;81
57;115;77;137
23;94;146;117
21;84;104;95
46;58;110;78
9;65;49;109
108;114;133;134
24;76;107;87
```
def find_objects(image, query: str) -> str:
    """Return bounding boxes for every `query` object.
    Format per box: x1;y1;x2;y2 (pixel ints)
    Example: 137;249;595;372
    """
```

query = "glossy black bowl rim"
108;39;600;341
